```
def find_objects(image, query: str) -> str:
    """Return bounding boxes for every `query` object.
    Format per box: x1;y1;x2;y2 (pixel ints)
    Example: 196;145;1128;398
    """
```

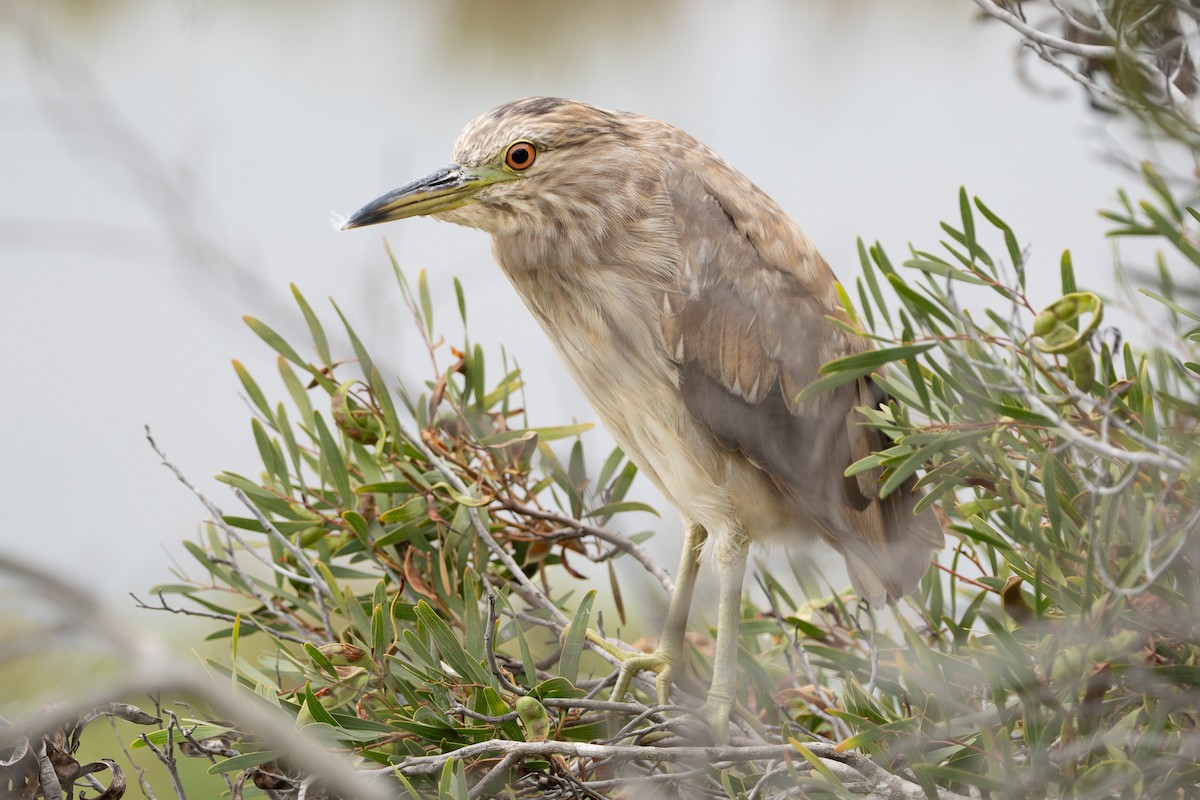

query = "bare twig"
499;500;675;594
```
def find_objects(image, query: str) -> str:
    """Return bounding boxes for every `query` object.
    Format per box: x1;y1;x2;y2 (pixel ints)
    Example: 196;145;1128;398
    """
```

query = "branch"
372;738;974;800
973;0;1116;59
499;499;675;594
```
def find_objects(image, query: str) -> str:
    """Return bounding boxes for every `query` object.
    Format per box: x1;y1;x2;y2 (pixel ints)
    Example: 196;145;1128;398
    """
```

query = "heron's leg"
610;523;707;707
699;534;749;743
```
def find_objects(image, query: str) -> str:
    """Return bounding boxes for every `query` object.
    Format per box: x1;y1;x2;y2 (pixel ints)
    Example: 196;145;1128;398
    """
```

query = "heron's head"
341;97;651;238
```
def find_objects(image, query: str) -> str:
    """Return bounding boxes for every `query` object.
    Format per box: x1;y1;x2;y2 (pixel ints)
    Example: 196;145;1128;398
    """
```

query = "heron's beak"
340;164;511;229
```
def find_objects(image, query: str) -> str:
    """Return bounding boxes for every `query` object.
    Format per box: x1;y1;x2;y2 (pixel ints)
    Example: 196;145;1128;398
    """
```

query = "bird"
341;97;943;741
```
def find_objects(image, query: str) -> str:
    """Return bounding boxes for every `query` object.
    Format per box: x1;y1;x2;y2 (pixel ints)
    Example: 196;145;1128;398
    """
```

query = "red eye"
505;141;536;170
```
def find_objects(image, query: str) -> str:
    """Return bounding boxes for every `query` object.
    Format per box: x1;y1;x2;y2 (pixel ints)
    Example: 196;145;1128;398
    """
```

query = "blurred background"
0;0;1142;620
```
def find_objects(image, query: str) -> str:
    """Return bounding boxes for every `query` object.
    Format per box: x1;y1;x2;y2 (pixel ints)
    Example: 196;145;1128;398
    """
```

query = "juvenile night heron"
342;97;943;740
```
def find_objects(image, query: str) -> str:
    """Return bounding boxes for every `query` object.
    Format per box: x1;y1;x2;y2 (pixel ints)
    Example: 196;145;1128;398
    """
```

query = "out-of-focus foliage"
978;0;1200;146
808;174;1200;799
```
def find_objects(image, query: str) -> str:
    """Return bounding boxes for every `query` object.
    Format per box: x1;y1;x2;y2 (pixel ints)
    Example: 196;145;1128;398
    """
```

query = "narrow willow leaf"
331;300;376;380
596;447;625;490
834;280;858;328
858;238;892;329
855;277;876;331
1139;289;1200;322
414;601;495;688
207;751;282;775
453;276;467;325
343;510;369;545
559;590;596;686
290;283;331;366
959;186;977;266
418;268;435;338
371;603;388;658
368;365;403;455
567;439;586;493
1060;250;1077;296
607;462;638;504
584;500;659;519
903;256;989;285
887;273;954;328
231;360;275;426
357;481;420;496
133;722;234;749
313;411;353;509
471;343;487;412
795;344;934;406
500;593;539;687
302;684;339;726
243;316;306;367
790;739;853;794
303;642;338;678
910;764;1009;794
975;196;1024;287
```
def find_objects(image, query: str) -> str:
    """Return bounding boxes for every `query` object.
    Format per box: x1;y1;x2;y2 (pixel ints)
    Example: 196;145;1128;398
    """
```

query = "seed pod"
515;696;551;742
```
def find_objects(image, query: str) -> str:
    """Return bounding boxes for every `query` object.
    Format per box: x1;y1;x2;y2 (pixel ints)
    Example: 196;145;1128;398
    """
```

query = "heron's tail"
834;378;944;605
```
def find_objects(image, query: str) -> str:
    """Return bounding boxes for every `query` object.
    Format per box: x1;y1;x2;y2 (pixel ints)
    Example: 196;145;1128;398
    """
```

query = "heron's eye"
505;141;536;171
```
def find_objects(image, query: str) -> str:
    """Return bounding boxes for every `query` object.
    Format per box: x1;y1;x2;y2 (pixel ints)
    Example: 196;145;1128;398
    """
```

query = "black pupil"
511;146;530;165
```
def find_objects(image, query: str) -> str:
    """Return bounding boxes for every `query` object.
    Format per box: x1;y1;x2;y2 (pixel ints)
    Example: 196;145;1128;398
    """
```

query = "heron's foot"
696;693;735;744
609;649;680;709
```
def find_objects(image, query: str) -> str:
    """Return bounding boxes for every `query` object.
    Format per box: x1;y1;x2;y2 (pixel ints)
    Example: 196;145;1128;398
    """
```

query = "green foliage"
806;175;1200;799
153;176;1200;799
154;263;676;797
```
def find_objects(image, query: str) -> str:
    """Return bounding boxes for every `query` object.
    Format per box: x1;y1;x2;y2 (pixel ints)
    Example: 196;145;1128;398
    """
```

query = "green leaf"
790;739;855;797
278;357;314;428
584;500;659;519
302;683;339;726
453;276;467;325
303;642;338;678
243;316;306;368
855;277;876;330
418;268;435;338
1139;289;1200;322
313;411;353;509
795;344;934;406
368;365;404;455
1075;760;1144;799
478;423;594;446
291;283;331;366
1060;250;1077;297
558;590;596;686
208;750;282;775
909;763;1009;793
858;238;892;329
331;300;376;380
903;256;989;285
596;447;626;490
414;601;495;688
133;721;234;749
959;186;977;265
232;360;275;425
887;273;954;328
975;196;1024;286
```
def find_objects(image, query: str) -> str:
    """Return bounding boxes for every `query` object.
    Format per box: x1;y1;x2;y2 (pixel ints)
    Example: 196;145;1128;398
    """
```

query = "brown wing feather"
661;166;942;603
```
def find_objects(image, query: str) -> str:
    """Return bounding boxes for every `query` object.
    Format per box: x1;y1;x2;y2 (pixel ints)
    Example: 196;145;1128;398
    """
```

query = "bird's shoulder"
656;159;861;415
654;157;942;601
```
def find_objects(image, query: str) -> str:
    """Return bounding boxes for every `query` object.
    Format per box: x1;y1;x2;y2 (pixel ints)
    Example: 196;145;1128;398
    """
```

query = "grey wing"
659;167;943;604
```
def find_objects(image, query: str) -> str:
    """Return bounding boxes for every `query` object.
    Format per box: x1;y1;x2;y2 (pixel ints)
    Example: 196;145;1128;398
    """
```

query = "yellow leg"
610;523;707;708
698;536;748;743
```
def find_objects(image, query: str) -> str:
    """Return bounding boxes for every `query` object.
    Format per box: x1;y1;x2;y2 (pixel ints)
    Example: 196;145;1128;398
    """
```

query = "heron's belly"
536;303;811;548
